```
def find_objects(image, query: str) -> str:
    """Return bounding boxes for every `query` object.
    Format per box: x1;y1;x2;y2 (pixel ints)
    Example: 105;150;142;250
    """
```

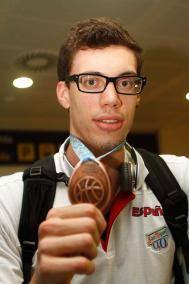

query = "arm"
30;203;106;284
0;174;24;284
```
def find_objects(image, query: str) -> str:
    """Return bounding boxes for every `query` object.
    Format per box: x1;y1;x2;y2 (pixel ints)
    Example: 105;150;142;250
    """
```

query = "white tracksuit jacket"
0;141;189;284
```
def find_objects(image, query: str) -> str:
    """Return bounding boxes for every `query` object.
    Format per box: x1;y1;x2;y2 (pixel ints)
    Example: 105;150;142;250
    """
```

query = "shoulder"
159;154;189;177
0;172;24;230
136;148;189;194
0;171;24;197
0;171;23;186
160;153;189;165
0;172;24;282
160;154;189;193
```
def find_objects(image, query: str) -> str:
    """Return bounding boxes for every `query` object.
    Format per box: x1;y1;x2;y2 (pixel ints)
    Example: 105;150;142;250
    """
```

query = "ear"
136;95;141;108
56;81;70;109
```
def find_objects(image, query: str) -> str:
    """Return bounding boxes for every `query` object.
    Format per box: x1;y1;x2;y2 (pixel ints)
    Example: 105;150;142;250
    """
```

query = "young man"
0;18;188;284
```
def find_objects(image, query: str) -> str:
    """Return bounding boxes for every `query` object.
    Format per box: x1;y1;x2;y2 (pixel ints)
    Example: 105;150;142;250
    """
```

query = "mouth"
94;117;124;131
100;119;119;124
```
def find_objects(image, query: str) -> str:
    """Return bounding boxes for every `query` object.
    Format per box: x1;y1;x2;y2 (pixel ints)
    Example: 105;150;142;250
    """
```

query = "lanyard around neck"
70;134;126;162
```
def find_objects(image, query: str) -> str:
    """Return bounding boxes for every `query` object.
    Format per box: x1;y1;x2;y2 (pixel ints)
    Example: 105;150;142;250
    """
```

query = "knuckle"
82;233;94;248
38;238;48;254
74;257;95;274
46;207;58;218
85;218;96;234
84;204;98;219
38;220;50;237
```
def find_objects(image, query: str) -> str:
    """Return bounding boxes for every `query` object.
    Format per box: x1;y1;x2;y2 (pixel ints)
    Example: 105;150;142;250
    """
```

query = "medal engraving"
68;159;112;213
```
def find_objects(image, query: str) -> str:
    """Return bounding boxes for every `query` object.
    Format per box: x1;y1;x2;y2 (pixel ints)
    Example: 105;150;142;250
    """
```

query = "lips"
94;116;124;131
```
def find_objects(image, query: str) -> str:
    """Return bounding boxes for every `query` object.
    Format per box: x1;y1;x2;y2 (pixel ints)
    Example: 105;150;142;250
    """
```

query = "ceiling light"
13;77;33;89
186;92;189;101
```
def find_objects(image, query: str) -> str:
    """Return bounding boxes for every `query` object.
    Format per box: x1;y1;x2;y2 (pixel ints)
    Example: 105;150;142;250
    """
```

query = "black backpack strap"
18;155;69;284
138;148;189;283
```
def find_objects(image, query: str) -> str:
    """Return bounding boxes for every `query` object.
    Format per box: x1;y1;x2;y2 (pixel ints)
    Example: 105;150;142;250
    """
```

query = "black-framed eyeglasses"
65;73;147;95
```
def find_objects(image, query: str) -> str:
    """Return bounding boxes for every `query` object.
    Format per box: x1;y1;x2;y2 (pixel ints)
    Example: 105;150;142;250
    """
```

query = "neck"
65;137;126;168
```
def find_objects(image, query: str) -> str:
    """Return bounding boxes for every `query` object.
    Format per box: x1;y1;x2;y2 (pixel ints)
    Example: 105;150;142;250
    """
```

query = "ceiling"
0;0;189;134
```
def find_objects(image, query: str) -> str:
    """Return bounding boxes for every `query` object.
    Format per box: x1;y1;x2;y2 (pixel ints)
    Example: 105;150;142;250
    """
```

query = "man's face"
57;45;141;155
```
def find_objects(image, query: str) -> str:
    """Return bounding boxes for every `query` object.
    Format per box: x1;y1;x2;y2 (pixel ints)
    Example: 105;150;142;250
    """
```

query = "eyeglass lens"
78;74;143;94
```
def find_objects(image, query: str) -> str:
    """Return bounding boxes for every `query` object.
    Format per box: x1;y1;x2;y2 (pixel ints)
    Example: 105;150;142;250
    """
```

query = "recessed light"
13;77;33;89
186;93;189;101
14;51;57;72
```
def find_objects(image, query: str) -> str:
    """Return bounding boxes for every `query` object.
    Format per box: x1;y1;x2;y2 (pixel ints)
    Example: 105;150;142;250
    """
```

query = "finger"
39;233;98;259
39;217;100;245
38;255;95;276
47;204;106;235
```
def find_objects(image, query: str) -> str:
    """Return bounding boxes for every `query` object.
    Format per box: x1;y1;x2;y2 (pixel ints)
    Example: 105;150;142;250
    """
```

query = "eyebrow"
79;71;138;76
119;71;137;76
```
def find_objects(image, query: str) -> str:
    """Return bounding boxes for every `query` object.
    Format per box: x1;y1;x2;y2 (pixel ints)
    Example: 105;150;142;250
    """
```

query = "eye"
79;75;105;91
116;76;143;94
87;78;97;86
121;80;129;87
81;76;99;87
119;78;133;88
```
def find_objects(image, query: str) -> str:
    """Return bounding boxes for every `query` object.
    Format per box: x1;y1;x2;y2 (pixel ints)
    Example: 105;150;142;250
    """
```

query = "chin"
93;138;125;153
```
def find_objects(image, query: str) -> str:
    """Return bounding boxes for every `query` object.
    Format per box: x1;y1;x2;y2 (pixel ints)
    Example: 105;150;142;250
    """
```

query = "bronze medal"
68;159;112;213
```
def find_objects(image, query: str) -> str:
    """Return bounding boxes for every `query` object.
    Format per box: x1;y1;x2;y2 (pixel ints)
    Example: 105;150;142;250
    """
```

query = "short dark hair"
57;17;143;81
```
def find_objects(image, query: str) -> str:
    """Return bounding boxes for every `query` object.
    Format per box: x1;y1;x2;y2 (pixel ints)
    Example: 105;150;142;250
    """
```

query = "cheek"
121;98;138;127
122;96;138;112
69;94;95;125
70;92;98;113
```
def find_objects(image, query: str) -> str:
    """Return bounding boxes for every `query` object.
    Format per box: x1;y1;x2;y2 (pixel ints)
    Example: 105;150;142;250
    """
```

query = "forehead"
70;45;137;76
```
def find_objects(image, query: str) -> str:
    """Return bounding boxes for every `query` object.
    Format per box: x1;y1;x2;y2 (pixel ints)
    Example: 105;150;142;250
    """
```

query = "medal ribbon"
70;134;126;162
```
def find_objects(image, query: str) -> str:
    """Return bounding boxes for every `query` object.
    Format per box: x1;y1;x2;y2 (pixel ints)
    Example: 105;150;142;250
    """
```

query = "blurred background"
0;0;189;175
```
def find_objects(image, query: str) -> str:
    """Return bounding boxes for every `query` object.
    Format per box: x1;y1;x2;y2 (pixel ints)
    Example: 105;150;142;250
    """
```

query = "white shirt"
0;141;189;284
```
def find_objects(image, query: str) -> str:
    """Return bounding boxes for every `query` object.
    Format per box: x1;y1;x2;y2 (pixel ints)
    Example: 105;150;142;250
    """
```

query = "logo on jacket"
145;226;169;252
132;206;163;217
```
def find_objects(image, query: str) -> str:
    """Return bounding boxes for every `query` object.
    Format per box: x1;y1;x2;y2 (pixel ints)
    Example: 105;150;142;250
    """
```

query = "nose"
99;82;121;108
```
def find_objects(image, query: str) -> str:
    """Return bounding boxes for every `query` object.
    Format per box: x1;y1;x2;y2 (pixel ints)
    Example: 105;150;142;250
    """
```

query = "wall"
0;165;29;176
159;126;189;157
